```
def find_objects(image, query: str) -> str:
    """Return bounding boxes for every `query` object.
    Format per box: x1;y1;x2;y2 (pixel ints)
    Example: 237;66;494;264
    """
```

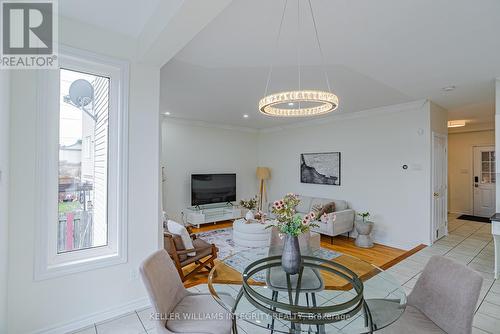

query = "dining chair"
140;249;235;334
380;255;483;334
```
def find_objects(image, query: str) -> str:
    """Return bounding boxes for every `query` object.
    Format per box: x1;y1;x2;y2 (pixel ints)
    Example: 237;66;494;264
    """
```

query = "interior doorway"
472;145;496;217
448;127;495;220
432;132;448;242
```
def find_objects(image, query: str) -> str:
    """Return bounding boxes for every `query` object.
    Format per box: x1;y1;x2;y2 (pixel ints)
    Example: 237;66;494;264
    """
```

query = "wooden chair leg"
171;257;186;281
183;255;217;281
203;262;213;271
177;267;186;282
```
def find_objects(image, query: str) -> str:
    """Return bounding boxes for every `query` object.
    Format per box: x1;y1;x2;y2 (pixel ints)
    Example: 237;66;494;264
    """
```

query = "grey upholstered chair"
380;255;483;334
140;250;235;334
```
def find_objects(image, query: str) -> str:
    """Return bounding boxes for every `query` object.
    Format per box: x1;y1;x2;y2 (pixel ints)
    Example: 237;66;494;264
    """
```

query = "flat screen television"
191;173;236;206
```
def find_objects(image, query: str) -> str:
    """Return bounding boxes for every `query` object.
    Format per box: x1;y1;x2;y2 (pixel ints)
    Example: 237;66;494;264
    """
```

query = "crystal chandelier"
259;0;338;117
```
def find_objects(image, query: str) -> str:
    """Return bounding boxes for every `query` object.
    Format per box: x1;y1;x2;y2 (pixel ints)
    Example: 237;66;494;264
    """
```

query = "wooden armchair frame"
163;228;218;282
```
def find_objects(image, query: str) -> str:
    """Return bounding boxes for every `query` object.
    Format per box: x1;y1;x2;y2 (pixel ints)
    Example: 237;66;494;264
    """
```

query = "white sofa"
269;195;355;241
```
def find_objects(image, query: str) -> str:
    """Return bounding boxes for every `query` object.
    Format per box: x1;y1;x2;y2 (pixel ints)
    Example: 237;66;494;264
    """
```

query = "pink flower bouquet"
266;193;319;236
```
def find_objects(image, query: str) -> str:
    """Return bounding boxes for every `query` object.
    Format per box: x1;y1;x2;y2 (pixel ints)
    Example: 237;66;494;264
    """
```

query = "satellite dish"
69;79;94;107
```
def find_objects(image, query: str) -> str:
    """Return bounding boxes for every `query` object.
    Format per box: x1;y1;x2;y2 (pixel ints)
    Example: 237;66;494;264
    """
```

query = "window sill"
34;251;127;281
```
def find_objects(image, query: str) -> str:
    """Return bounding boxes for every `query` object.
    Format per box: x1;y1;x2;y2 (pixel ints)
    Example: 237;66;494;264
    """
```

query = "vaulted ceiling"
60;0;172;38
161;0;500;129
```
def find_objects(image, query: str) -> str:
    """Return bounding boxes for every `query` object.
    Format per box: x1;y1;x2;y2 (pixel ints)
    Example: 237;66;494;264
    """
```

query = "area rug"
196;227;341;282
457;214;490;223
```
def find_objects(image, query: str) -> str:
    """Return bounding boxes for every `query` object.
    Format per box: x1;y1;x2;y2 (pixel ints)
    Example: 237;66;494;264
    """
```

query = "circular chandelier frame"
259;0;339;117
259;90;338;117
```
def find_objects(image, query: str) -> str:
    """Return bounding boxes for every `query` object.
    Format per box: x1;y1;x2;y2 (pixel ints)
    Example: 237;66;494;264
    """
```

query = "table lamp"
256;167;271;211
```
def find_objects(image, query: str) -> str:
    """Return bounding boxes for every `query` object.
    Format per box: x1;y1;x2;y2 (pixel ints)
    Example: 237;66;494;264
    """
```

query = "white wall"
257;101;434;250
496;79;500;211
448;130;495;214
430;102;448;136
161;120;258;222
0;70;10;334
7;19;161;333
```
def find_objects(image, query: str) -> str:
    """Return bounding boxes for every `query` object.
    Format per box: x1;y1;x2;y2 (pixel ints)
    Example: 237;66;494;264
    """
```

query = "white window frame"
34;45;129;280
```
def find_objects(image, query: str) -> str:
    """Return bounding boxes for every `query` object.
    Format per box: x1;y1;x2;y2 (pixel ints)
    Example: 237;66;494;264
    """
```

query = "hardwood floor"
182;220;425;288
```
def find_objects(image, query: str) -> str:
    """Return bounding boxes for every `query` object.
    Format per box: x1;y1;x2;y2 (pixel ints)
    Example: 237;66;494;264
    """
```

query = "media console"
184;204;242;228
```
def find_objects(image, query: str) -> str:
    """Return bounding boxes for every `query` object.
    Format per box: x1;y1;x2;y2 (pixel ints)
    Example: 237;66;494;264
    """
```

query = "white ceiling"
160;0;500;129
60;0;181;38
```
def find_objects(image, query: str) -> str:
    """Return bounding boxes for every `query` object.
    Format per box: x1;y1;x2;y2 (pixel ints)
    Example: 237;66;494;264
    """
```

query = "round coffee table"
232;218;272;247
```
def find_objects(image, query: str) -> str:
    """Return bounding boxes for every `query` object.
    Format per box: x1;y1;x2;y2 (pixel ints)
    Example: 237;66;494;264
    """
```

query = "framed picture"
300;152;341;185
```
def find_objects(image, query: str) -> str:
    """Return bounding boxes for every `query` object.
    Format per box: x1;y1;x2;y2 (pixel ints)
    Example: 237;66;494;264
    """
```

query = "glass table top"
208;246;406;333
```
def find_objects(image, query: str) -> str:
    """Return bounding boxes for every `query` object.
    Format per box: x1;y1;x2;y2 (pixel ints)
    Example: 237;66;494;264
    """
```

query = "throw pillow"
316;202;336;219
167;220;196;256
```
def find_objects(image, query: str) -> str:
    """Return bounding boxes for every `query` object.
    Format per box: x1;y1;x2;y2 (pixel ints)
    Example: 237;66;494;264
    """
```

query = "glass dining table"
208;245;406;334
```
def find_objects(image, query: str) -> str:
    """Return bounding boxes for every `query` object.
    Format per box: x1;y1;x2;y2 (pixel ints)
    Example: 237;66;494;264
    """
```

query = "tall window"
481;151;496;184
57;69;110;253
35;47;129;280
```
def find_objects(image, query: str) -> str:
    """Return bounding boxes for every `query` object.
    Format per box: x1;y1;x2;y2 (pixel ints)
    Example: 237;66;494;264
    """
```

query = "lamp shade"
256;167;271;180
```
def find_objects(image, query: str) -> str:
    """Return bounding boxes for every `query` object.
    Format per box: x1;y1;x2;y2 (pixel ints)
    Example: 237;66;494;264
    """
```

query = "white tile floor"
387;214;499;334
72;214;499;334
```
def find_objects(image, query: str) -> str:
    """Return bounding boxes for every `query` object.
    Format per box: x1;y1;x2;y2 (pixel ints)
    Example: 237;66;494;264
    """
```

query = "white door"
432;133;448;241
473;146;496;217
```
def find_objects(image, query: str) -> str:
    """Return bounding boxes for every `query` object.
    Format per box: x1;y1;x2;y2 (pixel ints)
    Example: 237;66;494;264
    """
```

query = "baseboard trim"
29;297;150;334
449;210;473;216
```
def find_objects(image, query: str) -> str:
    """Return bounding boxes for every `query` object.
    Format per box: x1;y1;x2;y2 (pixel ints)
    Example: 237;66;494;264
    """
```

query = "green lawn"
58;201;81;214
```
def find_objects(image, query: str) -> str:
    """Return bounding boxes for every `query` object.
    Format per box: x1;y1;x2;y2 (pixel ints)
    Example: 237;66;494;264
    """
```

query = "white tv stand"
184;203;242;228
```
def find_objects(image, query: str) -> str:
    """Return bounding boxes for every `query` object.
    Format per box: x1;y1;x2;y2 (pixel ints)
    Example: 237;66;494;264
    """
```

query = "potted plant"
240;196;258;220
355;212;374;248
266;193;318;274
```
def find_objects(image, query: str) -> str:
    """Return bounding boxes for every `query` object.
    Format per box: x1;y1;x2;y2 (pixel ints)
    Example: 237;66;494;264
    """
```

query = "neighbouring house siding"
92;76;109;247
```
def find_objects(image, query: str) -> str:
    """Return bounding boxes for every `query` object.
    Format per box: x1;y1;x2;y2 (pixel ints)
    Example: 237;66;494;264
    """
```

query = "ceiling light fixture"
442;85;456;92
164;112;171;115
259;0;338;117
243;114;249;118
447;120;466;128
